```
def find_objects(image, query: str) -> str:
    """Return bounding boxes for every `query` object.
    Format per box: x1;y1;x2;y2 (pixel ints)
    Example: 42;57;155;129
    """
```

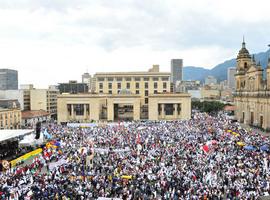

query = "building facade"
93;65;171;119
57;65;191;123
234;40;270;130
0;108;21;129
22;110;50;128
30;89;58;118
0;90;24;110
227;67;236;89
0;69;18;90
205;76;217;85
58;81;89;94
57;93;191;123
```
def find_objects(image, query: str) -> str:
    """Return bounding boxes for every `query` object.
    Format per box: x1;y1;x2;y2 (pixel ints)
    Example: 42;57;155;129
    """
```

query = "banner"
10;148;43;167
49;159;67;171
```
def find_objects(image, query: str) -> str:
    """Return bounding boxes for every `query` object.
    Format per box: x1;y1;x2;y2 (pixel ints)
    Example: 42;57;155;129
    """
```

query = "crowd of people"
1;112;270;199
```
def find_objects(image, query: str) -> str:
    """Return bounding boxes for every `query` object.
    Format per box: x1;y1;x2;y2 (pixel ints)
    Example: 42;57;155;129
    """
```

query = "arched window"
244;62;247;69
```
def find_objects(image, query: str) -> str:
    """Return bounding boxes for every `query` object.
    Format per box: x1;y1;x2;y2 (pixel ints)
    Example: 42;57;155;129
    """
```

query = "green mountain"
183;50;270;82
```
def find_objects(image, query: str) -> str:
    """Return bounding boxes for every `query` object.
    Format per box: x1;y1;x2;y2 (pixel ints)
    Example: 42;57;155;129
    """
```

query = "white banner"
49;159;67;171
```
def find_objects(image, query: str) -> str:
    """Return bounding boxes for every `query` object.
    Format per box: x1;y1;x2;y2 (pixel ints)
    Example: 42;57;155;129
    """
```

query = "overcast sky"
0;0;270;88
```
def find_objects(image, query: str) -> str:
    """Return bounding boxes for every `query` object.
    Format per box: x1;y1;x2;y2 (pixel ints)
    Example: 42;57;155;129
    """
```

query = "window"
144;77;149;81
99;83;103;89
118;90;121;94
109;90;112;94
162;77;169;81
154;82;158;89
163;82;167;88
145;90;149;96
126;82;130;89
126;77;131;81
154;90;158;94
67;104;72;115
117;83;121;89
74;104;84;116
145;98;148;104
108;77;114;81
108;83;112;89
153;77;159;81
165;104;174;115
136;90;140;94
97;77;104;81
136;82;140;89
99;90;103;93
135;77;140;81
116;77;122;81
145;82;148;89
163;90;167;93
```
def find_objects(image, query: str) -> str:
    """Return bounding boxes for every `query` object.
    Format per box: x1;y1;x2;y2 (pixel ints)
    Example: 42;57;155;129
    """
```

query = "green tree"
192;101;226;113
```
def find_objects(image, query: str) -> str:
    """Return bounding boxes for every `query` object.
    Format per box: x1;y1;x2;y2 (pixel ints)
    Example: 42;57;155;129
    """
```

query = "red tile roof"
22;110;50;119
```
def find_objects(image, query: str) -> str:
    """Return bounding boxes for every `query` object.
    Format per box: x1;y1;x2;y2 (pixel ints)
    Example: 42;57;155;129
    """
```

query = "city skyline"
0;0;270;87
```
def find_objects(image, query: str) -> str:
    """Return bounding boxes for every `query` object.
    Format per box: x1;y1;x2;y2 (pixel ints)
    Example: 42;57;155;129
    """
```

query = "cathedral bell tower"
267;58;270;90
235;37;252;91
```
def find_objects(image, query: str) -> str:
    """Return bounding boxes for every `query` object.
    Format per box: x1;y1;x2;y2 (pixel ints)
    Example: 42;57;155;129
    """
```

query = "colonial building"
234;40;270;130
0;108;21;129
21;110;50;128
57;65;191;123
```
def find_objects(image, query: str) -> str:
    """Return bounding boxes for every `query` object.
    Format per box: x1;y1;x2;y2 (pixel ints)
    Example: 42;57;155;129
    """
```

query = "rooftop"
22;110;50;119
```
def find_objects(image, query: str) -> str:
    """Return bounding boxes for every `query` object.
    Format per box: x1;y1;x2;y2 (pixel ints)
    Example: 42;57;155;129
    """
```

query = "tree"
192;101;226;113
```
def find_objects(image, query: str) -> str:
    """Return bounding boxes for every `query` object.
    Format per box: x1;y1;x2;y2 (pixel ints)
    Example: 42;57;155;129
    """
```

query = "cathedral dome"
237;40;251;59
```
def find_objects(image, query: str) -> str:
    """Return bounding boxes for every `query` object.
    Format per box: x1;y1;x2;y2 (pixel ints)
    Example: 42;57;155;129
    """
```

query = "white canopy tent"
0;129;34;143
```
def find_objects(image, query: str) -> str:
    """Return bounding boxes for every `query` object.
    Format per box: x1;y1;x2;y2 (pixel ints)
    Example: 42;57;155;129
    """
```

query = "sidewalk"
240;123;270;136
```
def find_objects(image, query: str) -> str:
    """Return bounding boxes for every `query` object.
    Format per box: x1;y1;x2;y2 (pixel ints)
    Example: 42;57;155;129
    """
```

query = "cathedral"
234;39;270;130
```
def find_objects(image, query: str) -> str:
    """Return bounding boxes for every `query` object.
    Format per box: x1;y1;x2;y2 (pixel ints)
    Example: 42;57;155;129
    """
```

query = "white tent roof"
0;129;34;143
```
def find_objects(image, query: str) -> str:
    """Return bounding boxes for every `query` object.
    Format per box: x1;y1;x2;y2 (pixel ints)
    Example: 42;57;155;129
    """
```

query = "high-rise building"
227;67;236;89
82;72;92;92
0;69;18;90
170;59;183;85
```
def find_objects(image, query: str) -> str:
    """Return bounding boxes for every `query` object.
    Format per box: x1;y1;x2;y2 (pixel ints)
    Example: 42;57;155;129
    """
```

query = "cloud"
0;0;270;87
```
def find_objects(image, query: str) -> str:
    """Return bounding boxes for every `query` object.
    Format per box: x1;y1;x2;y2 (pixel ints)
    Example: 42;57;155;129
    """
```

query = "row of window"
97;77;169;82
99;82;167;90
67;104;90;116
99;89;167;95
0;119;20;127
158;104;181;115
0;113;21;120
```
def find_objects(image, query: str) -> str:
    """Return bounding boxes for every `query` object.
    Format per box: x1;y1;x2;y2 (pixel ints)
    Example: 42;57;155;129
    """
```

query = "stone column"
107;99;114;121
161;104;165;119
133;100;141;120
174;104;178;119
84;104;87;120
71;104;74;119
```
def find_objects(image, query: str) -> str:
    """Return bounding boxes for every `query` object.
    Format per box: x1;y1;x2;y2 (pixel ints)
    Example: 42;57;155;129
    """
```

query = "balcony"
234;90;270;97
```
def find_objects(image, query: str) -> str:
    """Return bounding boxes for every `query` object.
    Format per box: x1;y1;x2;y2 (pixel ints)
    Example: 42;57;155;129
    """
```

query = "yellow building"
234;40;270;130
57;65;191;123
0;108;21;129
200;86;221;100
30;89;58;117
